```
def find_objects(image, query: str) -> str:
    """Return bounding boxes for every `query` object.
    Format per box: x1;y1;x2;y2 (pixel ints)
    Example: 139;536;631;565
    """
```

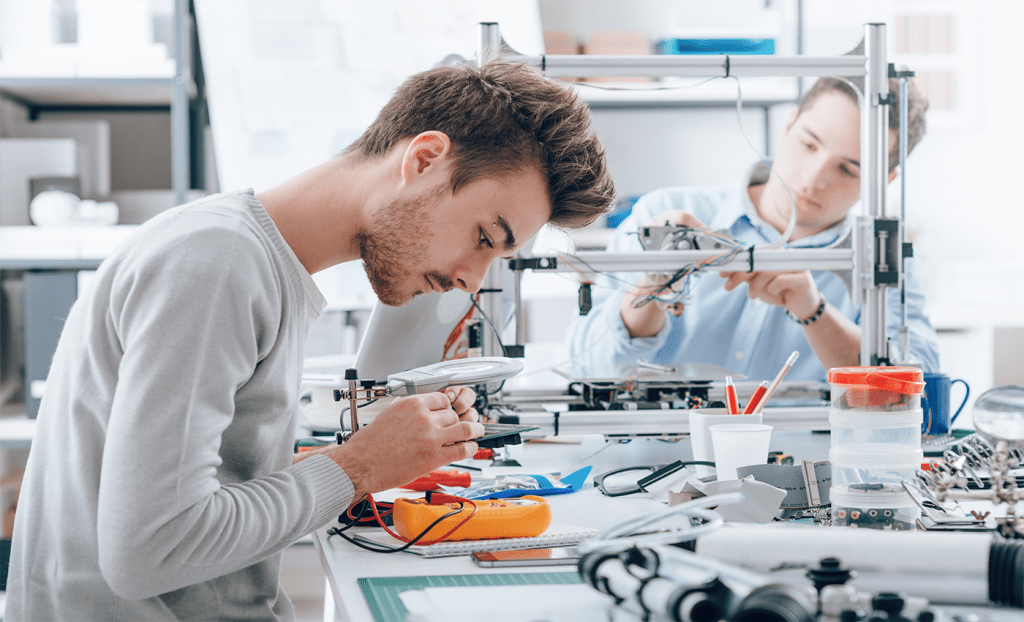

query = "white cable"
577;492;743;554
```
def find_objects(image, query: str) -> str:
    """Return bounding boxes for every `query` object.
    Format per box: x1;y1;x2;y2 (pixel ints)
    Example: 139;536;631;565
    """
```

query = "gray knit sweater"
6;190;355;621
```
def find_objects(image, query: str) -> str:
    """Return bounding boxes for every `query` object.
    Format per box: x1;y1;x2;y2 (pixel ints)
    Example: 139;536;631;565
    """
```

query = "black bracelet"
786;297;827;326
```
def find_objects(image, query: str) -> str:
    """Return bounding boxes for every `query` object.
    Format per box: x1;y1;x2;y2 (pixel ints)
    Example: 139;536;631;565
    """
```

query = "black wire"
326;503;468;553
338;399;379;430
469;296;505;354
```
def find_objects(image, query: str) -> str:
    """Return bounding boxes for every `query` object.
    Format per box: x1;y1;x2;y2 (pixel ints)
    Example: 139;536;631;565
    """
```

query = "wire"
442;296;478;362
729;76;797;250
327;494;481;552
469;296;506;355
338;399;379;431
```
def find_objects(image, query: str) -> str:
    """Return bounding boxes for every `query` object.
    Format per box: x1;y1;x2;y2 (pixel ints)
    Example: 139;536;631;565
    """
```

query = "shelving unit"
0;0;200;205
0;4;204;582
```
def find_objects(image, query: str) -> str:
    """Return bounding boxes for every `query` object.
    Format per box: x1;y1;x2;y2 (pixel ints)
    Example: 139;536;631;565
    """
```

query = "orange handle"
400;470;472;491
864;373;925;395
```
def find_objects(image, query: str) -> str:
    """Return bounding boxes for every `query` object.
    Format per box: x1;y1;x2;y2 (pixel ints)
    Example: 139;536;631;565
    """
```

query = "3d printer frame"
464;22;917;435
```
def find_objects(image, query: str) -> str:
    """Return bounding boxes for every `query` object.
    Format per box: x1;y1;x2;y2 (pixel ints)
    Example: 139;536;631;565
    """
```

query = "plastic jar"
829;366;925;413
830;486;920;531
828;366;926;530
829;446;924;491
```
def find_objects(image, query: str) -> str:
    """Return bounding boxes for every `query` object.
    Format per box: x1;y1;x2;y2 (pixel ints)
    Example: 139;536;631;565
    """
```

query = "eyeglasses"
594;460;715;497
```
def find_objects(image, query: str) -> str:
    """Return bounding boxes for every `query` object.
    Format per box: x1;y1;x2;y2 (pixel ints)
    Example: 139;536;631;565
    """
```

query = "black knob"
345;368;358;380
917;611;935;622
807;557;855;593
361;380;375;389
871;593;905;618
840;610;861;622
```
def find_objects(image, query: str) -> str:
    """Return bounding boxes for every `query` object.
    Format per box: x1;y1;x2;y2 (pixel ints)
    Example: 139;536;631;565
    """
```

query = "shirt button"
734;350;745;360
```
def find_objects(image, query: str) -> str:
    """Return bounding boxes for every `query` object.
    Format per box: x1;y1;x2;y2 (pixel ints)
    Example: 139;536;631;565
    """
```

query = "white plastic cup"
709;423;774;480
688;412;762;478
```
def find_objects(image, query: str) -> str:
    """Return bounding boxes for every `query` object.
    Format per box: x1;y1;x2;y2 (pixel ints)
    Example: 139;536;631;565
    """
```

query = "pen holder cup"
688;412;762;478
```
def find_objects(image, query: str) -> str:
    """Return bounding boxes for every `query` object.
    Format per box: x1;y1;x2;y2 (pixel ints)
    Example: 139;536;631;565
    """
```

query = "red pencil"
725;376;739;415
742;380;770;415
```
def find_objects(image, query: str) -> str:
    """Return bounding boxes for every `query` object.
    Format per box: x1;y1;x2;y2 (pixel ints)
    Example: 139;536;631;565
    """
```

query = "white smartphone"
471;548;581;568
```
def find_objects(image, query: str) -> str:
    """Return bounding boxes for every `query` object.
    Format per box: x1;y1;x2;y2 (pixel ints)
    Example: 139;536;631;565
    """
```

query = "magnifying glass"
385;357;525;396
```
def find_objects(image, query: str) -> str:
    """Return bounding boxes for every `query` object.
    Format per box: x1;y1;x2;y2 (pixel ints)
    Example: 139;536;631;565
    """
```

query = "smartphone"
471;548;581;568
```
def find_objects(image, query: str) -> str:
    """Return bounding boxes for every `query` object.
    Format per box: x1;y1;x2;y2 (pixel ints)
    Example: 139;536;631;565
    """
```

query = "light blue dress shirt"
565;174;939;382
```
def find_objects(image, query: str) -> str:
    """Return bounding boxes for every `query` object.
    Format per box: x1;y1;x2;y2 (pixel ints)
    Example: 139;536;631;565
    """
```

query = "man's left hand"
719;270;821;321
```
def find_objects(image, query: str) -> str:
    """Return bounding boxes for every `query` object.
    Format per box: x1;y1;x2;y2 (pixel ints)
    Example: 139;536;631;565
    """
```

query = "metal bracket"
873;218;902;286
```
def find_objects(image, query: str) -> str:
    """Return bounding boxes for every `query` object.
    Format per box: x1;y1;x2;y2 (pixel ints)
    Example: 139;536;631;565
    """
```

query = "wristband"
786;296;826;326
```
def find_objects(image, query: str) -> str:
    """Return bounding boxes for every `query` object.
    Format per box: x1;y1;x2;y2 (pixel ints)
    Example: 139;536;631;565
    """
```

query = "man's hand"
719;269;821;321
622;210;708;338
324;389;484;501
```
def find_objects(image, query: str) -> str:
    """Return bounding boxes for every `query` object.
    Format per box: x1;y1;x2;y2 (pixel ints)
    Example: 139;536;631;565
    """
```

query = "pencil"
752;350;800;415
742;380;770;415
725;376;739;415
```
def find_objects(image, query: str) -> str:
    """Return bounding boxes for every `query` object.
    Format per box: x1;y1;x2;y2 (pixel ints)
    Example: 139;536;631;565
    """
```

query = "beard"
358;189;453;306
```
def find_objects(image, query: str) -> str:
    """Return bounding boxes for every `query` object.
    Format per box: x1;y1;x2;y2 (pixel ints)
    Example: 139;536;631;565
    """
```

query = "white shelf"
0;77;197;108
0;413;35;449
0;225;139;268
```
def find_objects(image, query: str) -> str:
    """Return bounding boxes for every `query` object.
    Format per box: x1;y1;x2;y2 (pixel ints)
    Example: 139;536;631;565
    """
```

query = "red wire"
366;493;480;545
441;295;478;361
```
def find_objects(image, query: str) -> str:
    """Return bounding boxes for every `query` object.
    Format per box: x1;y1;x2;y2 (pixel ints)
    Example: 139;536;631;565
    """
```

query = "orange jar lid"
828;366;924;391
829;366;925;408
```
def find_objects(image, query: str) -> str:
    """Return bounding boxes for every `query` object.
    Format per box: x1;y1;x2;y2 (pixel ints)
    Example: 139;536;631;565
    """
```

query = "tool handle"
400;469;472;491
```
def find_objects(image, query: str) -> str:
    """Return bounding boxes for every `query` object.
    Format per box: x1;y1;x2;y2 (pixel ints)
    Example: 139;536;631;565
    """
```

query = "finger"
420;392;455;412
441;440;479;463
722;272;752;291
457;407;479;423
439;421;485;445
446;387;477;415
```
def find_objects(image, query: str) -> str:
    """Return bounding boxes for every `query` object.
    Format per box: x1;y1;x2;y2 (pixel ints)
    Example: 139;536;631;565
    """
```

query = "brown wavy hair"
797;41;929;172
344;61;615;229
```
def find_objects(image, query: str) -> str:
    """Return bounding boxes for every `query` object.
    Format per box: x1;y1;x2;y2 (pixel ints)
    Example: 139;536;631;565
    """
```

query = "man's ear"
400;131;451;184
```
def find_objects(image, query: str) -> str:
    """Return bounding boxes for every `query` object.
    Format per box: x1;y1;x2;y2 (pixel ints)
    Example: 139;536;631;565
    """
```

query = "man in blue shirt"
566;73;938;382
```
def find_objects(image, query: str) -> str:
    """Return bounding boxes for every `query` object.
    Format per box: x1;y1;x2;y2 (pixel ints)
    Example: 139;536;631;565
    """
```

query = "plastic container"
829;409;922;452
829;366;925;413
829;446;924;491
828;367;926;530
830;486;920;531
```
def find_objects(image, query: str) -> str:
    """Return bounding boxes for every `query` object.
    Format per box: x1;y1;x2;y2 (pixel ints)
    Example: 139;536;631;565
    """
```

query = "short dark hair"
345;61;615;229
797;42;929;172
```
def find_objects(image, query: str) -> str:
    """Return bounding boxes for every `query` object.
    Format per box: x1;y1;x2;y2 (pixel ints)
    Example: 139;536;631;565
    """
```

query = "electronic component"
475;422;539;448
392;495;551;542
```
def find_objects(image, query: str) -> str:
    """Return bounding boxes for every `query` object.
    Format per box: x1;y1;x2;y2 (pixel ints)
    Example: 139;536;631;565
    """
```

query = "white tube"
693;524;1004;605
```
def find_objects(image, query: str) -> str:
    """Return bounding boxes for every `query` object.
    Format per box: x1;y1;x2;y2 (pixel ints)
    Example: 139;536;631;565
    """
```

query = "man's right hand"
324;392;485;502
621;210;708;338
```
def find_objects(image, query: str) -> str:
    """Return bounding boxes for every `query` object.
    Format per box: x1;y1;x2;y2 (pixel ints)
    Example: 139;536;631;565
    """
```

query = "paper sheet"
400;584;631;622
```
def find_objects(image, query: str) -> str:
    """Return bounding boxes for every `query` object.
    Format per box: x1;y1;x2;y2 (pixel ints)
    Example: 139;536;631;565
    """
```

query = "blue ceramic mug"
921;372;969;435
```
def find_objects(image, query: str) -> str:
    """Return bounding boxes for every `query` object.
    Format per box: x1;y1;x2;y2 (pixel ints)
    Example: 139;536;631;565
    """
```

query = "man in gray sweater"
6;62;614;621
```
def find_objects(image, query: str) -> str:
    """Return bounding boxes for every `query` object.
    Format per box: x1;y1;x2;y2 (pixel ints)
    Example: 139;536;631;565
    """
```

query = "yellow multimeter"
392;495;551;542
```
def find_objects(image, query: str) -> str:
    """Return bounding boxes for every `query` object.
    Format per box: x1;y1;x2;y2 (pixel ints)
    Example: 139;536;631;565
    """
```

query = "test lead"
742;381;770;415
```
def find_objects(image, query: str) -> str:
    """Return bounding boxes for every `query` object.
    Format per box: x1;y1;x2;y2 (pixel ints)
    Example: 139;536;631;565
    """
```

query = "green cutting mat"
359;572;583;622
